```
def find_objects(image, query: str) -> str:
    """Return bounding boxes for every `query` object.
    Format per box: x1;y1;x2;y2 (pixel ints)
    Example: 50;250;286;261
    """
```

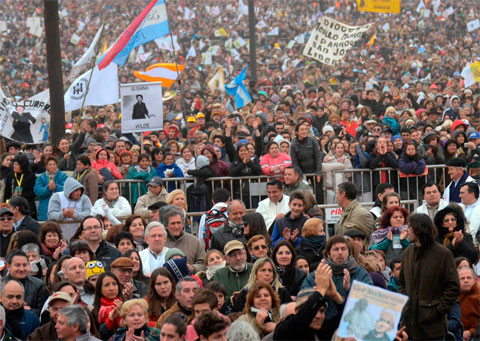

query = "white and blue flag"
225;65;252;109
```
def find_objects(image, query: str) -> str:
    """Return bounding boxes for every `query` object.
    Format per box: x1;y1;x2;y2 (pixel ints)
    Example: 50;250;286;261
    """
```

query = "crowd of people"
0;0;479;340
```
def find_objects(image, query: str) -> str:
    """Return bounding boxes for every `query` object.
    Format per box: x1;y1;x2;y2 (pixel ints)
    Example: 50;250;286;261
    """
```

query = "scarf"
41;242;60;257
134;165;151;173
370;225;407;246
325;256;358;276
229;221;244;238
304;235;326;249
5;305;24;339
250;306;273;321
206;261;226;280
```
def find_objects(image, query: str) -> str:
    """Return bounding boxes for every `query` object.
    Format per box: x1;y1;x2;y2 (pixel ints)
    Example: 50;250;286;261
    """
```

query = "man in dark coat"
398;213;460;340
132;94;149;119
7;196;40;235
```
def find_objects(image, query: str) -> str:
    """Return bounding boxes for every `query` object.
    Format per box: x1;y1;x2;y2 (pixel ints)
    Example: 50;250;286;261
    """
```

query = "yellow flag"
356;0;401;14
368;34;375;46
471;62;480;82
207;66;225;93
214;28;227;37
101;39;108;54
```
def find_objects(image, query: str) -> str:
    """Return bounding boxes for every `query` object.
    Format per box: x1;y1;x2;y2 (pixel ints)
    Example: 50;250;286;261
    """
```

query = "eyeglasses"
252;245;268;251
0;217;13;222
83;225;102;232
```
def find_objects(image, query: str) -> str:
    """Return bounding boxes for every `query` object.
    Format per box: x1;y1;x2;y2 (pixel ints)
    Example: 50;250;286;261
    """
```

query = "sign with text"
356;0;401;14
120;82;163;133
303;17;373;66
325;206;342;224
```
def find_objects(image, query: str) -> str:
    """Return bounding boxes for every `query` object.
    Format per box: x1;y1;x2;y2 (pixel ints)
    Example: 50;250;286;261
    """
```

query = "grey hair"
458;266;478;281
0;279;24;296
145;221;166;237
59;305;89;334
279;302;296;320
227;200;246;214
159;205;183;226
0;305;5;325
21;243;40;256
226;320;260;341
175;276;199;295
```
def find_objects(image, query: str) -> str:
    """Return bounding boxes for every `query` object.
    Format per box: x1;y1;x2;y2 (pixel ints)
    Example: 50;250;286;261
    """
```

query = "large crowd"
0;0;479;340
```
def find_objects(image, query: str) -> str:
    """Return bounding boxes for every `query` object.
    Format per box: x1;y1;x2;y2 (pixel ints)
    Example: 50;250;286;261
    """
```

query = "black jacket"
95;240;122;270
0;232;12;258
133;279;148;299
4;171;37;219
210;224;247;254
278;267;307;297
295;238;325;272
1;275;48;315
15;215;40;235
290;136;323;174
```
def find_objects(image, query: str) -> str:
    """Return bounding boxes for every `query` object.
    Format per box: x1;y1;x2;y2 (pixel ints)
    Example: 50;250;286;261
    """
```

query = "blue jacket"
34;171;68;221
271;212;308;247
5;308;39;340
156;163;184;192
127;165;157;205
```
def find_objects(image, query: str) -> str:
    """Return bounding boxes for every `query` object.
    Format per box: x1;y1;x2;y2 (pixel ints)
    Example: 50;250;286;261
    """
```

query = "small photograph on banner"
120;82;163;133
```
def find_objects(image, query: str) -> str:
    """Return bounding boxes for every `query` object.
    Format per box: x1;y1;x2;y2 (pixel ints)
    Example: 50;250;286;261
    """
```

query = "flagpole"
79;23;107;116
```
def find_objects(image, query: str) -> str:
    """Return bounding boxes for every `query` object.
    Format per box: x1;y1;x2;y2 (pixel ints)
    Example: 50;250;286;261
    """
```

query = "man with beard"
210;200;247;252
301;235;372;339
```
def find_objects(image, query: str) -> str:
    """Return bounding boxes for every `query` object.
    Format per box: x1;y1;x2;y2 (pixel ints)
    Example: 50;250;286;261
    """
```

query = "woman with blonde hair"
295;218;326;272
112;298;161;340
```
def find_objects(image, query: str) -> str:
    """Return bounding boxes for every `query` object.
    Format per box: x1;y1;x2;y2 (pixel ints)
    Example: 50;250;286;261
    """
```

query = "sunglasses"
0;217;13;222
252;244;268;251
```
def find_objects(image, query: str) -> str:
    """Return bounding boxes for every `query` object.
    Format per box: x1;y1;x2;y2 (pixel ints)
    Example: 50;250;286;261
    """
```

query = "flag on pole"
367;33;375;46
155;35;180;52
101;39;109;54
134;63;185;88
64;63;119;111
208;66;225;94
98;0;170;70
70;24;104;79
225;65;251;108
214;28;227;37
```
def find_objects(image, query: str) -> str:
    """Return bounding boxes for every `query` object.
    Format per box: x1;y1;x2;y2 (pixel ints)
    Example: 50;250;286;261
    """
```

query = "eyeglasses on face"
253;244;268;251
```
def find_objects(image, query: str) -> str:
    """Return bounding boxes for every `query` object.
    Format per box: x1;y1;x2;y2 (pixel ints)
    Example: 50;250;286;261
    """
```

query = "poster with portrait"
120;81;163;133
337;281;408;341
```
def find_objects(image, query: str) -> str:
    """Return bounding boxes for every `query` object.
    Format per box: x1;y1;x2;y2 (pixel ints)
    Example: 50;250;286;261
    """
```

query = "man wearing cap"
0;208;15;258
464;131;480;161
443;158;477;203
110;257;147;300
134;177;168;220
27;291;72;340
211;240;253;308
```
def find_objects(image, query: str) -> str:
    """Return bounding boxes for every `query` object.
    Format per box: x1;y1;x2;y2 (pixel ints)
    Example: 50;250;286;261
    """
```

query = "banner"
120;82;163;133
467;19;480;32
356;0;401;14
338;281;408;341
303;17;373;66
0;88;51;144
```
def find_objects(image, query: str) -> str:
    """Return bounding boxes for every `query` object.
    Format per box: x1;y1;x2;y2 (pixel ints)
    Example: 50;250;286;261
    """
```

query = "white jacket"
442;175;476;203
139;247;169;277
91;196;132;224
256;194;290;229
414;199;448;220
460;200;480;246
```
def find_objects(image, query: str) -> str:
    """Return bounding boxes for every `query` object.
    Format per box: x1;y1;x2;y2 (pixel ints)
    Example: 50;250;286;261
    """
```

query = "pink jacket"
260;152;292;176
92;159;123;179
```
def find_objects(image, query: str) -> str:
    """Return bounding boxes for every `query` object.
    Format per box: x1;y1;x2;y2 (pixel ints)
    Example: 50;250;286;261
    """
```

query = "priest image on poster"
11;106;36;143
132;94;150;120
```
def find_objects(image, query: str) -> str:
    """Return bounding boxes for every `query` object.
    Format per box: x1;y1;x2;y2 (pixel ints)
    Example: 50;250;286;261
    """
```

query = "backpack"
203;206;228;251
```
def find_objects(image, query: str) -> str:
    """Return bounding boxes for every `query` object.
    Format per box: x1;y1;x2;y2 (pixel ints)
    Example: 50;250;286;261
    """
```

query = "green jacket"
212;263;253;307
127;165;157;205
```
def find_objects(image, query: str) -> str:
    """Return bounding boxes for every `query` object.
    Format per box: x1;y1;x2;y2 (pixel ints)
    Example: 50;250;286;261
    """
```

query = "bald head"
0;280;24;310
227;200;246;224
64;257;87;286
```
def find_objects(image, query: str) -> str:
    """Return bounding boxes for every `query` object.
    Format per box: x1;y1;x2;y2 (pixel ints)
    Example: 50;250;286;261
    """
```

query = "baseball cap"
196;113;205;119
187;116;196;123
0;208;13;216
48;291;72;306
224;240;245;255
147;177;164;187
110;257;134;269
468;132;480;140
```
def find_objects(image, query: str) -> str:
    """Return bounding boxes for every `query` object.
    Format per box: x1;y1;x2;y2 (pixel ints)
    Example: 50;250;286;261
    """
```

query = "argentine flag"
98;0;170;70
225;65;252;109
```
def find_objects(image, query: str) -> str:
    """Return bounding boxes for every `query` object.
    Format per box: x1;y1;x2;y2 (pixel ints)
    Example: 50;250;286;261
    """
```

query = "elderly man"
134;177;168;220
415;182;448;221
162;207;206;272
156;276;200;328
336;182;374;240
212;240;253;307
256;179;290;230
110;257;147;300
48;178;92;221
0;208;14;258
443;158;477;203
459;182;480;245
56;305;101;341
7;196;40;234
458;267;480;341
0;280;39;340
2;249;48;314
63;257;94;305
80;216;121;269
210;200;247;253
301;235;372;338
28;291;72;340
283;166;313;196
139;222;170;276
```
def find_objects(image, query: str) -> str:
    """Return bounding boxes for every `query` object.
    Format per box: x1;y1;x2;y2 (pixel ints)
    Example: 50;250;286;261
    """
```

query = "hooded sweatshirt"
47;177;93;220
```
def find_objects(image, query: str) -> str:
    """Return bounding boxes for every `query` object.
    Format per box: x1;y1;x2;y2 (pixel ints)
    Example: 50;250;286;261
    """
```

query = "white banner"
303;17;373;66
0;88;51;144
120;82;163;133
467;19;480;32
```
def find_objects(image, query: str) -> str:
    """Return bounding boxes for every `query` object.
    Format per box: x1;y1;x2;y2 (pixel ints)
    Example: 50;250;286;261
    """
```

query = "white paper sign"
303;17;373;66
467;19;480;32
0;21;7;32
120;82;163;133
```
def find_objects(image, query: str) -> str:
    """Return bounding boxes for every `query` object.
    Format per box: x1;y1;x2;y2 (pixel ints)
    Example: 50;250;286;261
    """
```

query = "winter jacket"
166;231;206;272
367;151;398;190
458;282;480;337
5;307;39;340
229;158;262;205
134;188;168;219
127;165;157;205
14;214;40;235
398;243;460;340
176;157;196;176
27;320;57;341
337;200;374;241
156;162;184;192
203;144;230;177
1;274;48;315
91;197;132;225
92;159;123;179
443;172;477;203
210;224;247;255
290;136;323;175
34;171;68;221
436;229;478;265
382;116;400;135
295;238;325;272
73;167;98;204
113;325;160;341
271;212;308;247
211;263;253;307
278;267;307;297
57;132;85;171
260;153;292;176
94;240;122;270
48;177;93;221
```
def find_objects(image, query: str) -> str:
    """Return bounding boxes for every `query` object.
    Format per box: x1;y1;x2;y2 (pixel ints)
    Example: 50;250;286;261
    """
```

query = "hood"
196;155;210;168
63;177;84;199
450;95;460;108
95;148;107;160
203;144;218;163
451;119;467;132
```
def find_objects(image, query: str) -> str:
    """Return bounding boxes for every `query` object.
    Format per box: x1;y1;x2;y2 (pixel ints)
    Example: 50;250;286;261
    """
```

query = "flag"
135;45;152;63
225;65;251;109
133;63;185;88
239;0;249;15
367;33;375;46
98;0;170;70
64;63;119;111
461;62;480;88
184;7;195;20
186;45;196;59
101;39;108;54
70;25;104;79
214;28;227;37
467;19;480;32
268;27;279;36
155;35;180;52
208;66;225;94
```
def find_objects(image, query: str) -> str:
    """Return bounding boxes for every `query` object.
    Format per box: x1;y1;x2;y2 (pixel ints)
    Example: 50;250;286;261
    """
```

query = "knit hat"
165;248;185;261
164;256;191;283
196;155;210;168
255;111;268;124
86;260;105;280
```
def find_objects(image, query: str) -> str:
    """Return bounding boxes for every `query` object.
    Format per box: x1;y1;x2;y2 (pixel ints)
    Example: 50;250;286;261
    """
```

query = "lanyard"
77;169;87;181
14;173;23;187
